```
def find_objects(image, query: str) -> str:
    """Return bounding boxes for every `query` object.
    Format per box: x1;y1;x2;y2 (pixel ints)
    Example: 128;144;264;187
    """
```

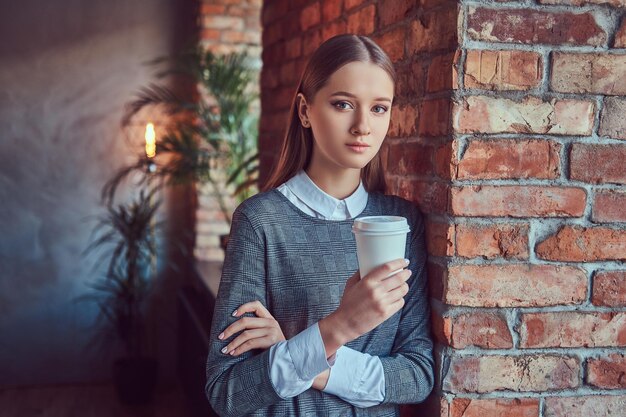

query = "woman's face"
298;61;394;173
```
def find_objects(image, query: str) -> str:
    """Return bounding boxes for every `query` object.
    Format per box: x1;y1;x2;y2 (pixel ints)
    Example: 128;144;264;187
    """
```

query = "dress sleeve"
378;206;435;404
205;208;283;417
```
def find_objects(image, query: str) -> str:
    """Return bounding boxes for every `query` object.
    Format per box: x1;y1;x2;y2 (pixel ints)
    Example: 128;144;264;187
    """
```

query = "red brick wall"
438;1;626;415
260;0;626;415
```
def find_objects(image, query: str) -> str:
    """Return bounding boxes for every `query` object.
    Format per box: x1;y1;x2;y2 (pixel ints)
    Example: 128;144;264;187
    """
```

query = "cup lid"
352;216;410;234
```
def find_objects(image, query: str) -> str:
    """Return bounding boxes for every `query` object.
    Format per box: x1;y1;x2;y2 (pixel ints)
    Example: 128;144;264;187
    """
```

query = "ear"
296;93;310;126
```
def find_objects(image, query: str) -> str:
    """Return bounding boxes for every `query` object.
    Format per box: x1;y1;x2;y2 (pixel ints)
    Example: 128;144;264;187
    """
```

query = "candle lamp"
144;122;157;277
144;122;157;174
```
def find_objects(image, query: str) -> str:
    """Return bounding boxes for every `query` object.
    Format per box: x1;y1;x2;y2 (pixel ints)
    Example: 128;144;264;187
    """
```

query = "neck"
305;164;361;200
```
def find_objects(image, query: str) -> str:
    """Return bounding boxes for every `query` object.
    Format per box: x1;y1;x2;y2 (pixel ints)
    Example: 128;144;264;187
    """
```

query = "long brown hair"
261;34;396;193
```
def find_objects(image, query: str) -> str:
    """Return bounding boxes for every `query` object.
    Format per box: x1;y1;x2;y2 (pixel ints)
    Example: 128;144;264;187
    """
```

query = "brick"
551;53;626;95
279;61;298;85
519;312;626;348
451;186;586;218
464;50;542;91
593;190;626;223
203;15;244;30
200;4;226;15
418;0;458;8
300;2;321;31
321;0;342;22
539;0;626;5
226;6;246;18
443;355;580;393
536;225;626;262
285;37;302;59
545;396;626;417
379;0;413;27
454;96;594;135
431;311;452;346
386;141;432;176
419;99;451;137
615;17;626;47
592;271;626;307
302;29;322;56
346;4;374;34
387;104;418;137
599;97;626;140
394;179;449;214
427;53;455;93
261;66;280;88
322;20;346;41
446;264;587;307
409;7;457;53
449;312;513;349
374;27;406;62
457;139;561;180
449;398;540;417
586;354;626;389
201;28;221;41
262;24;283;45
570;144;626;185
467;7;606;46
395;61;426;99
434;141;456;180
456;223;529;259
425;220;455;257
344;0;361;11
222;30;246;43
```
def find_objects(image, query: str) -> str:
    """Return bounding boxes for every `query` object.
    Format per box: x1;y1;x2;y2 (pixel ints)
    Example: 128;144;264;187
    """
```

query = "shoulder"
231;189;290;229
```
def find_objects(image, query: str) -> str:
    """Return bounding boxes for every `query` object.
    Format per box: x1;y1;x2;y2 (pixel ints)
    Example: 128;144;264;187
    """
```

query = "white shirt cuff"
322;346;385;406
287;322;334;380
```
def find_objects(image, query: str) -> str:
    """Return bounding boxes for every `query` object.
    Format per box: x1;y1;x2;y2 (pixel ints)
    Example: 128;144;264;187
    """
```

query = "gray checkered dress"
205;189;434;416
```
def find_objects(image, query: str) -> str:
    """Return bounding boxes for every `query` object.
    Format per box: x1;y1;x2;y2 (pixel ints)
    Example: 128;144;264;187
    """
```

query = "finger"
387;296;406;315
384;281;410;302
222;328;268;355
220;317;273;340
363;258;409;283
233;300;272;319
380;269;412;292
230;335;275;356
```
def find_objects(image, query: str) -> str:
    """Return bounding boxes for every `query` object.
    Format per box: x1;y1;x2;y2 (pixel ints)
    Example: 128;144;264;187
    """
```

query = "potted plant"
83;187;161;405
123;47;261;249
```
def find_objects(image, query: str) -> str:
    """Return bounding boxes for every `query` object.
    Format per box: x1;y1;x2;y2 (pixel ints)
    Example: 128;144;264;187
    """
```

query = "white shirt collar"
284;170;368;219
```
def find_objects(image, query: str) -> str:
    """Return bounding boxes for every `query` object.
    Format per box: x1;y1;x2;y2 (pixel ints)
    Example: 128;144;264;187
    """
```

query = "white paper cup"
352;216;410;278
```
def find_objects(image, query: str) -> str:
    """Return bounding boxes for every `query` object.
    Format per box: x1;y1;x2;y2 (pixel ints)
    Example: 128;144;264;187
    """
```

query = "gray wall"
0;0;196;386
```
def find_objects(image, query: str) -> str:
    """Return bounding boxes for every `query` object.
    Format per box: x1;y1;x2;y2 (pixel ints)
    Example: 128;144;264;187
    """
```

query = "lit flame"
145;122;156;158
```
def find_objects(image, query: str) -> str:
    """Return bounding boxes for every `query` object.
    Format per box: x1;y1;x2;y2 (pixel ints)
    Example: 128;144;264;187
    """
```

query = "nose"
351;109;371;136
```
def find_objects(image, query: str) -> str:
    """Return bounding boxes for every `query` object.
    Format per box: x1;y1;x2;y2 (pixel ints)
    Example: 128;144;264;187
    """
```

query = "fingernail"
218;333;224;340
404;258;410;265
221;347;228;354
232;310;238;317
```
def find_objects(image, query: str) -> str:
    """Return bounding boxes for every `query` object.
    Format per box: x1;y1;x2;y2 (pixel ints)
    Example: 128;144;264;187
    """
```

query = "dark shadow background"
0;0;198;387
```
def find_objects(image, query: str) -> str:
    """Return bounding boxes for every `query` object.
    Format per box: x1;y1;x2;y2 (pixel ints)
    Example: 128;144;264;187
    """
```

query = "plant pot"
113;356;159;405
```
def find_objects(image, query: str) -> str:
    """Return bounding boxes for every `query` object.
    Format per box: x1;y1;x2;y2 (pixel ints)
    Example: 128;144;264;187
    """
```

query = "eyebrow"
329;91;392;103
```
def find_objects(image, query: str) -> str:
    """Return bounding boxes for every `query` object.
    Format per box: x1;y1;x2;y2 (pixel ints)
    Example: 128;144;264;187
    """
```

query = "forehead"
319;61;394;99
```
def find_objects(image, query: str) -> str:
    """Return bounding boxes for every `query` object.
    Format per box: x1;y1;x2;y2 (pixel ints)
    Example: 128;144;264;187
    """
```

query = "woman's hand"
319;258;411;356
218;300;286;356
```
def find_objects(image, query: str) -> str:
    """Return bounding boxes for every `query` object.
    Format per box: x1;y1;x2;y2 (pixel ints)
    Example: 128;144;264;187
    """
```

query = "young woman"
205;34;434;417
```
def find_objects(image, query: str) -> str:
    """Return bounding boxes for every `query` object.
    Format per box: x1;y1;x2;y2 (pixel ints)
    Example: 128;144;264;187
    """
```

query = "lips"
346;142;370;153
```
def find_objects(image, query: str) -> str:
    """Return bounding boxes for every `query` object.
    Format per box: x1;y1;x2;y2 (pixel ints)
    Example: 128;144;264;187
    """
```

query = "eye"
332;101;353;110
372;105;388;114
